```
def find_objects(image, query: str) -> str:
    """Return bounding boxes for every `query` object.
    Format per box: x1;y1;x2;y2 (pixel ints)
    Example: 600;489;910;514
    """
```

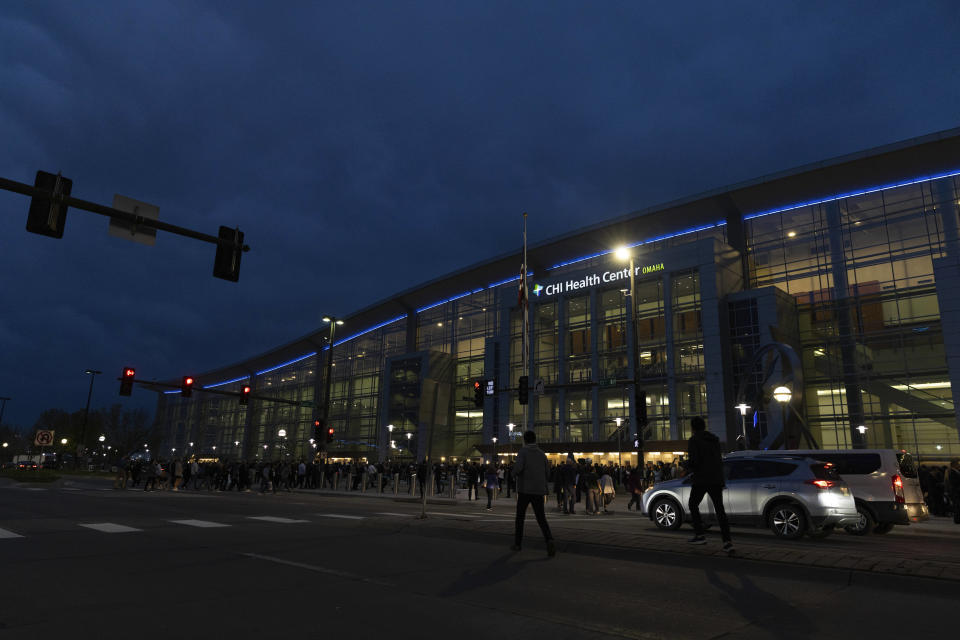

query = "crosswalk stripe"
247;516;309;524
170;519;230;528
426;511;479;518
376;512;412;517
316;514;365;520
0;528;24;539
79;523;141;533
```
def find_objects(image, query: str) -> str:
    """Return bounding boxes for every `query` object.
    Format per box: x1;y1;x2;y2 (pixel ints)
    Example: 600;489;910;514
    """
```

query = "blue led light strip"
548;221;726;270
742;168;960;221
255;351;317;376
416;290;477;313
329;314;408;349
202;375;250;389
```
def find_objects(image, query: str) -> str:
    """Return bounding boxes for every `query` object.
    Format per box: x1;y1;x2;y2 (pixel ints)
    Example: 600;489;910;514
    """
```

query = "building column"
624;279;638;446
589;287;600;441
663;273;679;439
824;200;867;448
557;293;568;443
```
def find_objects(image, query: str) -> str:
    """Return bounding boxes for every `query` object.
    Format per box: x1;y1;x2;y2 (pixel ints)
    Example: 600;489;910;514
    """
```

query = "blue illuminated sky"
1;1;958;429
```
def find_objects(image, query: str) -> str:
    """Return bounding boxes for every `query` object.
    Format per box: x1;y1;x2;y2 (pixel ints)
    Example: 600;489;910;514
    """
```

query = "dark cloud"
1;0;958;428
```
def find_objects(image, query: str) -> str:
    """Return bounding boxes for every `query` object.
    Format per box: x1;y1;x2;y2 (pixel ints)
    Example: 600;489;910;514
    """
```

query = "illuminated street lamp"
856;425;868;435
773;386;792;446
735;403;751;448
278;429;287;458
492;436;498;463
61;438;68;445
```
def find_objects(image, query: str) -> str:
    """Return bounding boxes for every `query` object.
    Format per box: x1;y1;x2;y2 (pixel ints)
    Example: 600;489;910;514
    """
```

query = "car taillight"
892;474;904;504
806;479;836;489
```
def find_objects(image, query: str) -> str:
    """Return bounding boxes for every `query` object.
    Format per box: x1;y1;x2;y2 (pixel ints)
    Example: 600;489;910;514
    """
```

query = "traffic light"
518;375;529;405
119;367;135;396
313;419;323;442
473;380;484;408
181;376;195;398
26;170;72;238
326;426;335;443
239;385;251;405
213;225;244;282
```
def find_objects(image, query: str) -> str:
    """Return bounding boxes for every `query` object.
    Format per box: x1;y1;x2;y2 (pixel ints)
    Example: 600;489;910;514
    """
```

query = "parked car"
642;455;859;539
16;460;38;471
728;449;926;535
1;461;16;470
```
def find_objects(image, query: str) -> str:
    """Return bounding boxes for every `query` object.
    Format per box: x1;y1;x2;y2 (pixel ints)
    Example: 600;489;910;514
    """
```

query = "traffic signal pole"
1;174;250;279
122;376;303;406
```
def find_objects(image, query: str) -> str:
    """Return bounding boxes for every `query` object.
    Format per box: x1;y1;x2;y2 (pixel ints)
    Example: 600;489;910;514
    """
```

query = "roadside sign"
108;194;159;246
34;429;55;446
534;378;545;396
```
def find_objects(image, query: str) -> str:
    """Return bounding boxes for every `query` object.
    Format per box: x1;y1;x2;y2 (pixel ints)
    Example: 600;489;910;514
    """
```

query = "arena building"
155;128;960;465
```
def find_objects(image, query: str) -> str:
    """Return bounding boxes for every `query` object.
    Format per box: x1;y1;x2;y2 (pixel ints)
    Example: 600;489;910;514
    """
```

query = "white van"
727;449;927;535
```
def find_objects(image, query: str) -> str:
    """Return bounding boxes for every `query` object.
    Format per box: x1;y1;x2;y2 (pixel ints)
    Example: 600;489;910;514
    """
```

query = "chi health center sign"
532;262;664;298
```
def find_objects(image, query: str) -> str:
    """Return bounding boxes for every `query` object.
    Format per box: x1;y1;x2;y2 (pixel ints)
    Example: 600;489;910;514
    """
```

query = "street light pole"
0;396;10;427
735;403;750;450
320;316;344;454
79;369;102;464
615;247;643;457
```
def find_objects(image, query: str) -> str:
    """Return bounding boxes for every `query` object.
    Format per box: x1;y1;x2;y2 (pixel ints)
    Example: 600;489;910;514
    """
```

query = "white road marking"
0;528;24;539
316;514;365;520
170;519;230;528
427;511;479;518
376;512;412;517
247;516;309;524
242;553;393;586
79;523;141;533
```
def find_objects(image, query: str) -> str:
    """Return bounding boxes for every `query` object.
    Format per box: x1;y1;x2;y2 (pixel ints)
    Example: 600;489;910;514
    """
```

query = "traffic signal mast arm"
1;174;250;270
119;375;303;406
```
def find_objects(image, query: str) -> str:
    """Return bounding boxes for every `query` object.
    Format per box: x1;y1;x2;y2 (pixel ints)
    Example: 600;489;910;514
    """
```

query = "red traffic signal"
473;380;484;408
181;376;195;398
119;366;135;396
239;385;251;405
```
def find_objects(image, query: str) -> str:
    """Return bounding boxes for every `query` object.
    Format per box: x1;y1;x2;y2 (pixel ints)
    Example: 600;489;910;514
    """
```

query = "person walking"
582;464;601;515
945;458;960;524
626;467;643;512
686;416;733;553
483;463;498;510
511;430;556;556
467;462;480;500
559;454;577;514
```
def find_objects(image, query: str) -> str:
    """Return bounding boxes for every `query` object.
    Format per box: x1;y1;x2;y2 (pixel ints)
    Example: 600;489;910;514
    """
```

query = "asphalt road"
1;481;956;639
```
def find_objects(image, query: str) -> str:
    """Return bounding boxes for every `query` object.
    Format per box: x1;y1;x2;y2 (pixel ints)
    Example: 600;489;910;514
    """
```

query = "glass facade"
155;155;960;463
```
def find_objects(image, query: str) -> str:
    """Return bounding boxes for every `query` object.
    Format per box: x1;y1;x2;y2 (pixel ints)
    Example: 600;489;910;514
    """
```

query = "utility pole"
79;370;101;464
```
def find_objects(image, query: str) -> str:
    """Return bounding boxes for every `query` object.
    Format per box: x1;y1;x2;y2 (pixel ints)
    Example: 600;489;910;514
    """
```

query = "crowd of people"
107;453;960;524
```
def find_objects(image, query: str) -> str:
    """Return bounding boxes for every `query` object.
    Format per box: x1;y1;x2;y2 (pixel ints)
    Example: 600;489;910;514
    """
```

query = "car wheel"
873;522;895;535
652;498;682;531
769;503;806;539
808;524;835;539
844;504;876;536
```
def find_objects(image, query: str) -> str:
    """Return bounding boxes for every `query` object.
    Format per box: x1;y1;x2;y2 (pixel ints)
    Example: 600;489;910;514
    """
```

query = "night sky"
1;1;958;430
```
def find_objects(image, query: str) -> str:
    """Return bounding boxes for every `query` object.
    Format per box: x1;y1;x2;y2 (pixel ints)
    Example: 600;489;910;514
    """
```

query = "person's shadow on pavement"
438;553;545;598
705;568;818;637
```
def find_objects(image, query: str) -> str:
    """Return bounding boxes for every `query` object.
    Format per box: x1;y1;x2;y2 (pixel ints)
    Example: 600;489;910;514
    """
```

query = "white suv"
727;449;927;535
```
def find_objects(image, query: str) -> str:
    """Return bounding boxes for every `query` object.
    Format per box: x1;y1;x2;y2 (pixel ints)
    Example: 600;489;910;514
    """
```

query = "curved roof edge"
162;125;960;390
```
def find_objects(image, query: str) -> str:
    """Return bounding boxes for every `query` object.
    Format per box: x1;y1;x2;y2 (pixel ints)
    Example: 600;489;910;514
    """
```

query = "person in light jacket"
511;430;556;556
